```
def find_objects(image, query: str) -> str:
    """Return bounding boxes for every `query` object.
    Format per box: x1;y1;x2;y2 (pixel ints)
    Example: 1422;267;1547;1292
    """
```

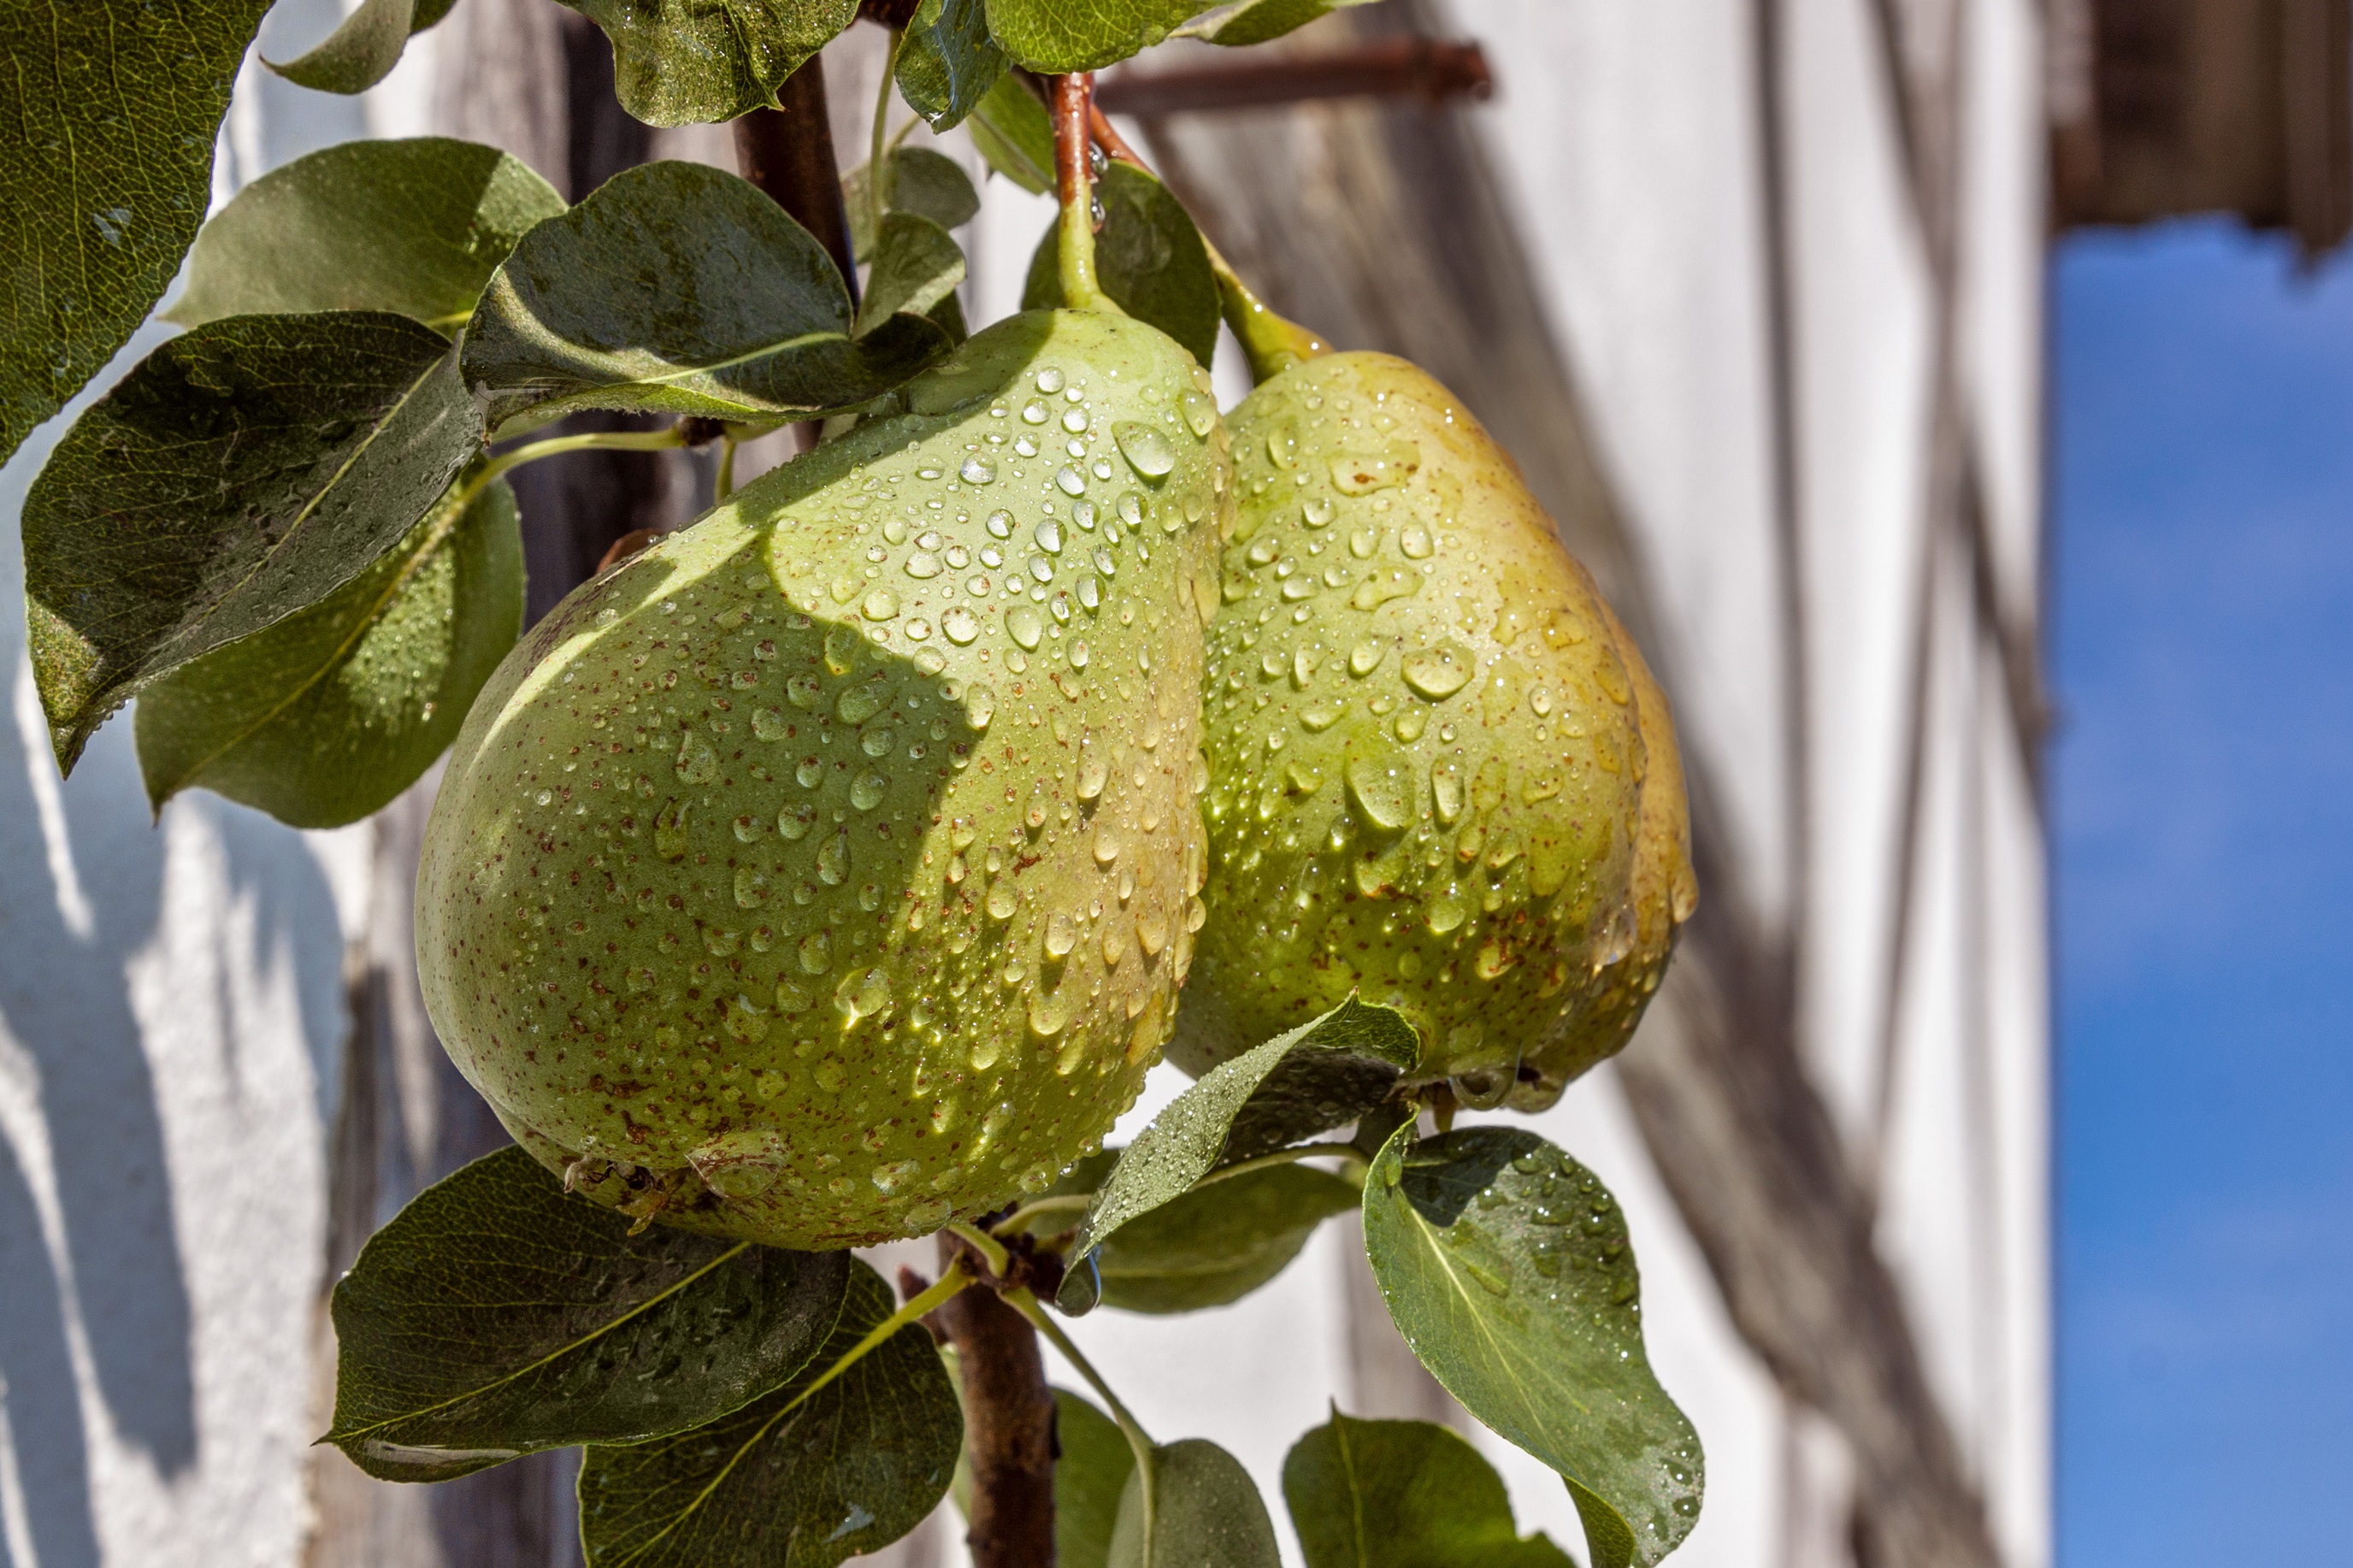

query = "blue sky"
2052;221;2353;1565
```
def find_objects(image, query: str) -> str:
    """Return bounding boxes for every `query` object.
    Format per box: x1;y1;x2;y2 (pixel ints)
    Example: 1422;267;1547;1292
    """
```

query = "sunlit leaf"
557;0;858;126
985;0;1222;73
1176;0;1377;47
968;73;1055;194
1361;1126;1702;1568
896;0;1007;130
265;0;458;94
327;1147;851;1481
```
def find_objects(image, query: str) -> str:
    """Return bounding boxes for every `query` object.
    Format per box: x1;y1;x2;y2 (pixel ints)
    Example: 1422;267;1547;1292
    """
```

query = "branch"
933;1234;1059;1567
733;56;859;307
1096;38;1492;117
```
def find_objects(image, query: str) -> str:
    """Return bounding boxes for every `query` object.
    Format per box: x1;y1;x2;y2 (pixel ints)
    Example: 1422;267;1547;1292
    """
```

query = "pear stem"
1054;74;1116;312
1082;103;1326;382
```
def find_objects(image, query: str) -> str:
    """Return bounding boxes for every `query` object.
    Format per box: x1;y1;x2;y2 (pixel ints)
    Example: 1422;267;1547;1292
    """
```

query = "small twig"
935;1239;1059;1567
1054;73;1113;310
1188;1139;1368;1193
994;1193;1093;1236
1095;38;1493;116
947;1217;1012;1279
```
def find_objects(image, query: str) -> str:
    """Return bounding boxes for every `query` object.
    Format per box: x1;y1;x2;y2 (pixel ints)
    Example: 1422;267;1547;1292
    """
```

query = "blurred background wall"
0;1;2343;1565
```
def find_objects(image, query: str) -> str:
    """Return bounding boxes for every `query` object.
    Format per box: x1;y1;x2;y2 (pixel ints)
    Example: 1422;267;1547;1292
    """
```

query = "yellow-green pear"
416;308;1231;1249
1172;351;1694;1111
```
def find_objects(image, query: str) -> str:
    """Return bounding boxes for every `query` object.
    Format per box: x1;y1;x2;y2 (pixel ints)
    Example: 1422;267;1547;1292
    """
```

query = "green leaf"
1058;996;1415;1312
557;0;858;127
0;0;273;464
1283;1412;1578;1568
264;0;459;95
985;0;1219;72
1023;162;1221;367
326;1147;851;1482
578;1261;961;1566
844;146;982;260
1097;1164;1359;1314
857;214;968;336
168;138;566;335
463;161;948;430
1175;0;1377;47
967;73;1055;194
24;312;481;773
896;0;1008;130
1054;1388;1138;1568
1108;1438;1283;1568
1360;1127;1703;1568
134;469;524;828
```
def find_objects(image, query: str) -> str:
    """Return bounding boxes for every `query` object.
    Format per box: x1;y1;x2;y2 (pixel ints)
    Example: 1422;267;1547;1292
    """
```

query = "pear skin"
417;309;1231;1248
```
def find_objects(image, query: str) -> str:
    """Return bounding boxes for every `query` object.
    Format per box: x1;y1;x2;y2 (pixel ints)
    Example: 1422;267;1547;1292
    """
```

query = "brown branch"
1053;73;1094;212
733;55;859;307
1096;38;1491;117
933;1233;1058;1568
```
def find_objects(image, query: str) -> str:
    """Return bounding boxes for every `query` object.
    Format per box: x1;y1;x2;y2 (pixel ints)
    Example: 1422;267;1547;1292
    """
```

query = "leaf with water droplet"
552;0;857;127
1052;1152;1357;1314
326;1147;849;1482
1361;1124;1703;1568
1023;162;1220;367
1107;1437;1282;1568
578;1260;958;1566
1283;1411;1577;1568
1059;996;1417;1312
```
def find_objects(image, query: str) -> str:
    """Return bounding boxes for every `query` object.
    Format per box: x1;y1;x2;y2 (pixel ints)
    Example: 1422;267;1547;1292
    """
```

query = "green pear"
1171;351;1694;1111
416;308;1232;1250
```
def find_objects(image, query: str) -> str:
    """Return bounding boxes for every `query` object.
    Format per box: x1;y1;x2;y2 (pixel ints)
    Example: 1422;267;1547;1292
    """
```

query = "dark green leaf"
845;147;982;260
1108;1438;1283;1568
985;0;1219;71
896;0;1008;129
168;138;565;335
24;312;480;772
557;0;858;126
1055;1388;1138;1568
464;161;947;430
858;214;967;336
1023;162;1221;367
579;1261;960;1566
0;0;272;463
1059;997;1415;1312
265;0;459;94
1098;1164;1358;1313
968;73;1055;194
327;1147;851;1481
1361;1127;1703;1568
134;469;524;828
1283;1412;1578;1568
1176;0;1374;47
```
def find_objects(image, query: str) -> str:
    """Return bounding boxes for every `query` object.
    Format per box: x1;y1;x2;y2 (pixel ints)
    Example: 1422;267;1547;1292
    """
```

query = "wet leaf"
265;0;457;94
1283;1411;1578;1567
1024;162;1221;367
464;161;948;430
0;0;272;463
1058;996;1415;1312
1096;1164;1358;1313
858;214;967;336
844;146;982;260
168;138;565;335
986;0;1221;72
135;470;524;828
578;1261;960;1565
1108;1437;1283;1568
557;0;858;126
327;1147;851;1482
24;312;480;771
967;72;1055;194
896;0;1007;130
1361;1126;1703;1568
1176;0;1377;47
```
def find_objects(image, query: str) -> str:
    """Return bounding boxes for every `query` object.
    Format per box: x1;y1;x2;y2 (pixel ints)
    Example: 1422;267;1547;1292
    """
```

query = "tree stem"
1054;74;1113;311
934;1236;1059;1567
734;55;860;307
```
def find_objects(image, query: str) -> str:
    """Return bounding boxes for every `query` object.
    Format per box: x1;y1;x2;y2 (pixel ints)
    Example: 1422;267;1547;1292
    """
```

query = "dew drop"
817;828;852;883
959;456;995;485
1401;644;1473;700
862;589;899;621
1180;390;1216;437
942;606;980;644
1113;421;1176;478
1035;367;1066;392
1345;754;1413;831
1005;604;1044;649
905;552;942;578
1055;466;1087;496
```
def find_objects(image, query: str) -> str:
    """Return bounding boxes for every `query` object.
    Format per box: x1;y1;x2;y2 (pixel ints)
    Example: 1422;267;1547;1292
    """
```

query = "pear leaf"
168;139;566;335
1096;1164;1359;1314
135;469;524;829
1361;1125;1703;1568
844;146;982;260
1024;162;1221;367
1057;996;1415;1312
557;0;858;127
464;160;949;429
24;312;481;772
1283;1411;1578;1568
577;1262;960;1565
858;214;968;337
1108;1438;1283;1568
264;0;458;94
985;0;1222;73
0;0;271;464
326;1147;851;1481
968;72;1056;194
1176;0;1377;47
896;0;1008;130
